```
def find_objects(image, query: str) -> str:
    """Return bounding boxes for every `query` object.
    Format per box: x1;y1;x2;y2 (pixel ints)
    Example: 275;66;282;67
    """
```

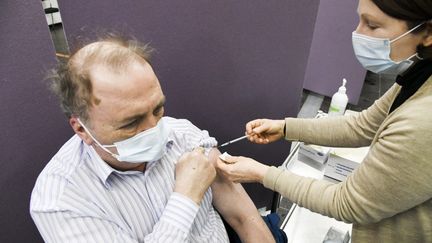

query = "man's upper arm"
208;148;260;226
208;149;275;243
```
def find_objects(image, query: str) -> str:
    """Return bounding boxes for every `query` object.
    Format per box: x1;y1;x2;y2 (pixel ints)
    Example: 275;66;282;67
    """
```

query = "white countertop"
280;143;352;243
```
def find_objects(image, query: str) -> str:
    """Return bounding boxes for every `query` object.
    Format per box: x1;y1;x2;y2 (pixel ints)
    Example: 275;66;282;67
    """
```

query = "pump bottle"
328;78;349;116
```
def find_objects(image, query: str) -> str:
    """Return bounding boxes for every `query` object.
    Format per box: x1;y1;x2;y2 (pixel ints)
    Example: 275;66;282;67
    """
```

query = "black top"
389;60;432;113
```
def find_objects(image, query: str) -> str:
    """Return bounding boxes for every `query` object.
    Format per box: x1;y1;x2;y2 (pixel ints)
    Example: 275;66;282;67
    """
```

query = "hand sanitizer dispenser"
328;78;349;116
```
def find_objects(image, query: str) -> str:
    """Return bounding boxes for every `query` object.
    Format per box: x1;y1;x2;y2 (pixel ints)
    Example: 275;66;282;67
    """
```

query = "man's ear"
69;117;93;145
423;22;432;47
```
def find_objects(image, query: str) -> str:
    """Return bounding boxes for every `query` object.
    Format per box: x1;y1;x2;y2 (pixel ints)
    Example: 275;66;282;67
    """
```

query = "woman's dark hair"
372;0;432;59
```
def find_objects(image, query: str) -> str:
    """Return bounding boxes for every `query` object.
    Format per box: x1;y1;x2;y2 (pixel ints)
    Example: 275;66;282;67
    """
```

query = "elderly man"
29;36;274;243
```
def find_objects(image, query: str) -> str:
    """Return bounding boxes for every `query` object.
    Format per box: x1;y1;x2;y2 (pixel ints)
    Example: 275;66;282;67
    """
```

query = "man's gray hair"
48;34;154;124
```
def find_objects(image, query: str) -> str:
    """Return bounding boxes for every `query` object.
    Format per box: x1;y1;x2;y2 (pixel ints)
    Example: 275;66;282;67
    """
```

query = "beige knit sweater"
264;76;432;242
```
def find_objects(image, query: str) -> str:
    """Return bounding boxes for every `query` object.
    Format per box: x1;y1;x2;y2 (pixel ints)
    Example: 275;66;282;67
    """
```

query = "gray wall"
304;0;366;104
58;0;320;208
0;1;72;242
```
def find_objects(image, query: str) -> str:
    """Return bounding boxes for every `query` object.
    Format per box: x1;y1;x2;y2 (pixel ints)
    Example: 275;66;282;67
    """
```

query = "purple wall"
58;0;319;208
304;0;366;104
0;1;72;242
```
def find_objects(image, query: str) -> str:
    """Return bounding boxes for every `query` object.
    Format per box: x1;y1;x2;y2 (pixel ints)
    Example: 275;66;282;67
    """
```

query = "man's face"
85;59;165;164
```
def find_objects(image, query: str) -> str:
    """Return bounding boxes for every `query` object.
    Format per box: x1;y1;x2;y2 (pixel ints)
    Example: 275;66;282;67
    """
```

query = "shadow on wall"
0;1;72;242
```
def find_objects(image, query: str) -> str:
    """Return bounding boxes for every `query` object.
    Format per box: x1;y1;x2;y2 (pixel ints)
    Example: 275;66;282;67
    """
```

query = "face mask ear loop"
77;118;120;159
403;52;418;61
416;53;424;60
391;22;425;43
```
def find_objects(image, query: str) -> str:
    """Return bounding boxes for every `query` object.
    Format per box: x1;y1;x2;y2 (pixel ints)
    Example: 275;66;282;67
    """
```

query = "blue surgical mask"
352;23;423;75
78;117;171;163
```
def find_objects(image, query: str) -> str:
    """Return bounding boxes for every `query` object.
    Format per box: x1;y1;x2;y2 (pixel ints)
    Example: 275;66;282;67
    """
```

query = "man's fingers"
193;147;205;154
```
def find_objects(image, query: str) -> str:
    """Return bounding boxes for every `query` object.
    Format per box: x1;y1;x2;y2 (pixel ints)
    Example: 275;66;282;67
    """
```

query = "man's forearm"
211;178;274;243
231;209;275;243
146;192;199;242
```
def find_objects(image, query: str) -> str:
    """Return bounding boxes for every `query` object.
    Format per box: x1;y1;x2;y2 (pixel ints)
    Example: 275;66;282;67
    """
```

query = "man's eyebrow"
117;96;166;127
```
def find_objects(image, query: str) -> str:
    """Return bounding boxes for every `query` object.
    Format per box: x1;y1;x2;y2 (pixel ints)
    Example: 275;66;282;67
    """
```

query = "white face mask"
78;117;171;163
352;23;423;75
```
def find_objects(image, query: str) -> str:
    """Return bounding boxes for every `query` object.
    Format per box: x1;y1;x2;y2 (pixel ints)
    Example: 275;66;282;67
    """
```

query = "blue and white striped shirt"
30;117;229;243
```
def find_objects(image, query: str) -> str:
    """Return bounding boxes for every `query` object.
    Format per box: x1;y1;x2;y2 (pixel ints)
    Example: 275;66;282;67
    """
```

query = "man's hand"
216;154;269;184
175;147;216;204
246;119;285;144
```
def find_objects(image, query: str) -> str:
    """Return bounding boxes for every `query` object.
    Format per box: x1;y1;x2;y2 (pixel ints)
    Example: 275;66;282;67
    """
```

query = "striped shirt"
30;117;229;243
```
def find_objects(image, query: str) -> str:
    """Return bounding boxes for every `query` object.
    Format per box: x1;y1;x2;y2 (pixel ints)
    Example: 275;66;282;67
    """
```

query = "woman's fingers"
246;119;269;135
251;121;271;135
246;119;262;134
248;134;270;144
218;152;238;164
245;119;275;143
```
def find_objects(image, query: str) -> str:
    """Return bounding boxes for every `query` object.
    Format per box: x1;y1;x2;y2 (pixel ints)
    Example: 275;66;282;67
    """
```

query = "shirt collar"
83;142;116;188
82;137;175;188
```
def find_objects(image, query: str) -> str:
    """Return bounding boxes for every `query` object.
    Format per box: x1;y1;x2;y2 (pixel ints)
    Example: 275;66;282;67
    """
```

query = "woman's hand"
246;119;285;144
216;154;269;184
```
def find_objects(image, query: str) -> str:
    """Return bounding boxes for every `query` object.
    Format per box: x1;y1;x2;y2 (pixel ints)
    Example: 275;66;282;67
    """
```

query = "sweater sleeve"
284;84;400;147
264;101;432;224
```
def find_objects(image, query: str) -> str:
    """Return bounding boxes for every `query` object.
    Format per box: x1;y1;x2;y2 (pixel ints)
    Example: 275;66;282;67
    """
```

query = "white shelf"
279;143;353;242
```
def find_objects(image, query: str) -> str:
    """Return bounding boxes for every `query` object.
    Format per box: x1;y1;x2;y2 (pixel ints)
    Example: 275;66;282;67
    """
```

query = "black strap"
389;60;432;113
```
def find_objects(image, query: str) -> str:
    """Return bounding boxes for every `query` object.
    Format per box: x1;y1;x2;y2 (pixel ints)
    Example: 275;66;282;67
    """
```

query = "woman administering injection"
216;0;432;242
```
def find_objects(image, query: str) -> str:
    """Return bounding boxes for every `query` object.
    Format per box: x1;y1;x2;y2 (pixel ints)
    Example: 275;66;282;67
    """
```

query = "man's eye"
121;120;139;129
153;106;164;116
